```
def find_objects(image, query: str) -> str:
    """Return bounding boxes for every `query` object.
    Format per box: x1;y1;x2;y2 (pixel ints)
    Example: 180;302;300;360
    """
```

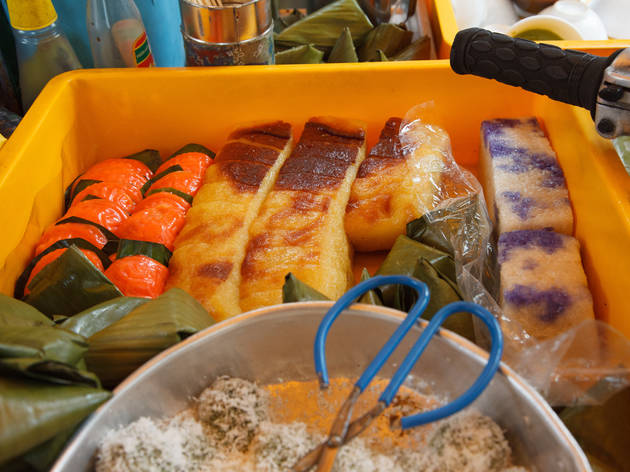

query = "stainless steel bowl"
52;302;591;471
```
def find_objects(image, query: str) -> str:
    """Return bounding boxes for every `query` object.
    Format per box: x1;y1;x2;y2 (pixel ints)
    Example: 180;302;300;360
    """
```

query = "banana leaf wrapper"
167;143;215;160
23;246;122;318
374;235;456;306
275;0;373;49
282;273;330;302
0;326;87;364
275;44;324;64
358;23;411;62
0;294;52;327
18;425;79;472
358;268;383;306
391;35;431;61
560;386;630;472
410;259;473;341
327;27;358;63
0;358;99;387
123;149;162;173
373;50;388;61
0;376;110;465
86;288;214;388
60;296;148;339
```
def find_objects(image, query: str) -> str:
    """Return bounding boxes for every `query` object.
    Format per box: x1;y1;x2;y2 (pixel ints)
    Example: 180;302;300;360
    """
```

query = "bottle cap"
7;0;58;31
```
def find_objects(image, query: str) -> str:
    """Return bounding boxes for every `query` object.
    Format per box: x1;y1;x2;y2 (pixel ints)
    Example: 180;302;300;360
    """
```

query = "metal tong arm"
314;275;431;391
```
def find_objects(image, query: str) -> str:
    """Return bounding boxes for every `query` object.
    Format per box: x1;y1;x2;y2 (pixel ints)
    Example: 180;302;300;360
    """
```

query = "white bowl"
540;0;608;40
590;0;630;39
508;14;584;40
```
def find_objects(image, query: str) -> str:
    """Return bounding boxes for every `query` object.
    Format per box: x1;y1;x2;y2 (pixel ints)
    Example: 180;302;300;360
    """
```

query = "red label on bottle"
133;32;154;67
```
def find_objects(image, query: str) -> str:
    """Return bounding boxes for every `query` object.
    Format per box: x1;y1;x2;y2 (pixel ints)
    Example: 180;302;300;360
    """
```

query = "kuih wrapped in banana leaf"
85;288;214;387
0;295;110;467
275;0;373;49
328;27;358;63
19;246;121;317
275;44;324;64
282;273;330;303
391;36;431;61
358;23;411;62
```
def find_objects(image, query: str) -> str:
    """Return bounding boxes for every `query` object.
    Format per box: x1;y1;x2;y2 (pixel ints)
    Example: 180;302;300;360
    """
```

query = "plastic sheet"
399;104;630;407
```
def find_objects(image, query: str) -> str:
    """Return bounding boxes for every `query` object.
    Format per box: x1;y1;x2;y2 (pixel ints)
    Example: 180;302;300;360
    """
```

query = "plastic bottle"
87;0;155;68
7;0;82;110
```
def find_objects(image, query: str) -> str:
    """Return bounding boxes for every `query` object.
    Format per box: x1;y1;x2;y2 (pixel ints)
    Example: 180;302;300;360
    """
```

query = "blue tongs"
290;275;504;472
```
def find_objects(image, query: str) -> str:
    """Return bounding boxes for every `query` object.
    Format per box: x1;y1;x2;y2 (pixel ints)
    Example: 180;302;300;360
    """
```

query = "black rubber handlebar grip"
450;28;619;116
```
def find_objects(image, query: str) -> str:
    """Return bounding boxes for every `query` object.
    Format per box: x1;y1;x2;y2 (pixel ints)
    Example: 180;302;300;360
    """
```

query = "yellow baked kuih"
166;122;294;321
345;117;448;252
239;117;367;312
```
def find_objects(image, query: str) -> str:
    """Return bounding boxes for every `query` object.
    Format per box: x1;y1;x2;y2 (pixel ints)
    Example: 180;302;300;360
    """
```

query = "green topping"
146;187;194;204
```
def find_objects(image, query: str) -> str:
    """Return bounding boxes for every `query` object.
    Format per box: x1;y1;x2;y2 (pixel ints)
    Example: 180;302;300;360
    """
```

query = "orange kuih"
64;199;129;235
71;182;139;213
104;255;168;298
146;170;202;197
35;223;109;255
72;158;153;201
156;152;213;180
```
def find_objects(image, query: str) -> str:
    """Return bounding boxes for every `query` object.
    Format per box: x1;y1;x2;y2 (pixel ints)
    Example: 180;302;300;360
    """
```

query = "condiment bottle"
7;0;82;110
87;0;155;68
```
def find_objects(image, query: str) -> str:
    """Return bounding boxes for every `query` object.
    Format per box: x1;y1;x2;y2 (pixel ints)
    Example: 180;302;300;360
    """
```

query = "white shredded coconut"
95;377;527;472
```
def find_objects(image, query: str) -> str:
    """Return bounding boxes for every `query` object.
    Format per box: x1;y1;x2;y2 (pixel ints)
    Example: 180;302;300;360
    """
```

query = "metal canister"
180;0;274;66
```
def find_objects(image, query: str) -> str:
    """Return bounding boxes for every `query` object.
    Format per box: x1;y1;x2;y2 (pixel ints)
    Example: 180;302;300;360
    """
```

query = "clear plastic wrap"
396;105;630;407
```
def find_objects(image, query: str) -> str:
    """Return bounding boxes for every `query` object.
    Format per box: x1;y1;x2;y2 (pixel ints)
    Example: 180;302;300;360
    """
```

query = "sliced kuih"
282;273;330;303
54;216;120;254
23;246;122;317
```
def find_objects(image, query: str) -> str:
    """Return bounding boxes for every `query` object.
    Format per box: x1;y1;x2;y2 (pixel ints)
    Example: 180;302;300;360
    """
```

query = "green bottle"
7;0;82;110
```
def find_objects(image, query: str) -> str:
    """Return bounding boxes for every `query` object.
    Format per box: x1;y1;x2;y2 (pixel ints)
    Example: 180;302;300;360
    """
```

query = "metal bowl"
51;302;591;471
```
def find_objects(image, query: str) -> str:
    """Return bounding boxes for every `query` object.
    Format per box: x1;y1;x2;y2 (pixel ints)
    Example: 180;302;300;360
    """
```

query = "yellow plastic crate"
428;0;630;59
0;63;628;337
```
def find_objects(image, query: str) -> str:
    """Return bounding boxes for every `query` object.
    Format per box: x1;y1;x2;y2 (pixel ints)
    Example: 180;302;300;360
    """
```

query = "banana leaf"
0;358;99;387
66;179;101;207
123;148;162;173
275;44;324;64
411;258;474;341
86;288;214;387
0;376;110;465
407;212;454;257
60;296;148;338
146;187;194;204
167;143;215;160
373;50;388;61
358;268;383;306
275;0;373;49
282;273;330;302
0;326;87;364
358;23;411;62
20;425;79;472
374;235;456;307
23;246;122;318
0;294;52;327
391;35;431;61
327;27;358;63
560;386;630;471
140;164;183;195
117;240;172;266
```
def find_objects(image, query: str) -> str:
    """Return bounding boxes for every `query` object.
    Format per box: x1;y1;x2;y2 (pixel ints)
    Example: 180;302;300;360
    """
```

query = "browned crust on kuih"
196;261;233;281
228;121;292;149
274;120;364;192
356;117;408;178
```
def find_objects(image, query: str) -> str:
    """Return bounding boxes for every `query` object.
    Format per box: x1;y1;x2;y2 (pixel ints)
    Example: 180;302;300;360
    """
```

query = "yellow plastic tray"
428;0;630;59
0;63;628;337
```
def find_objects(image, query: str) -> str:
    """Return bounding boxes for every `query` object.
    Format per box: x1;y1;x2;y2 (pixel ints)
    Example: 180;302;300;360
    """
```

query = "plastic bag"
396;104;630;407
